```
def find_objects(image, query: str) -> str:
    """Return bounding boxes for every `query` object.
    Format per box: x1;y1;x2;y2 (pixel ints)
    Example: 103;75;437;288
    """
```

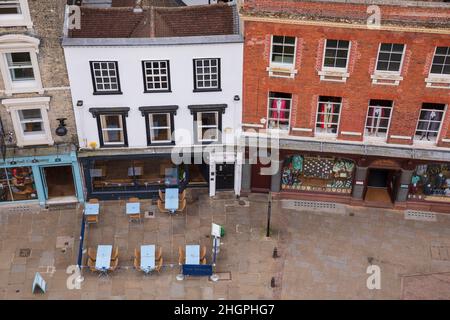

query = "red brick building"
239;0;450;213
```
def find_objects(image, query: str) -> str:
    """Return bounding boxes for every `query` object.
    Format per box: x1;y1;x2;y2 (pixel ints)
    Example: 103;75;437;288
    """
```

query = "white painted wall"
63;41;243;149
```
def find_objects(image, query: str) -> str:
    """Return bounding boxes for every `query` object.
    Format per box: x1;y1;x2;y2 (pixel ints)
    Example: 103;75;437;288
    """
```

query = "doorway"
364;169;398;204
43;166;76;200
216;163;235;190
251;162;271;193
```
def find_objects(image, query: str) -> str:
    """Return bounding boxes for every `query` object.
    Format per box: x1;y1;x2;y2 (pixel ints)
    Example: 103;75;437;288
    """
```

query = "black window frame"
89;61;123;95
192;58;222;92
89;107;129;148
188;104;227;144
139;105;178;146
141;60;172;93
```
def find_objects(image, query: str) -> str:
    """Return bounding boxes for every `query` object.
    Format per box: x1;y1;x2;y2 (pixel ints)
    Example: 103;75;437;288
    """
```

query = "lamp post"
266;192;272;238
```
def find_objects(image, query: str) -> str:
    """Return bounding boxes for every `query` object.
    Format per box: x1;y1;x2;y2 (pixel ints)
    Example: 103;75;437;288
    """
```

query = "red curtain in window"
271;99;287;120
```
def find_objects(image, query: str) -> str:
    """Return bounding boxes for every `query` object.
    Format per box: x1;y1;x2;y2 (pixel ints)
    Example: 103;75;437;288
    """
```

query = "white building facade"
63;4;243;200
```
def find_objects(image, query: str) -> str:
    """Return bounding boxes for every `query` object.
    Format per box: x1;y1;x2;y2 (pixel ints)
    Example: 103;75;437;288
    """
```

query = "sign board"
182;264;213;276
211;223;221;238
32;272;47;294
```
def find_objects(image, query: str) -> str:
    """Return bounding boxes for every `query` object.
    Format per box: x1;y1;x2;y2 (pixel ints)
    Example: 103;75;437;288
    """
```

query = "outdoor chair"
178;246;185;265
133;249;141;271
111;246;119;261
156;247;162;261
86;215;98;224
176;199;187;214
128;197;141;222
201;257;207;265
157;199;170;214
129;197;139;203
89;198;99;204
200;246;206;261
179;189;186;201
109;258;119;272
155;257;163;273
158;189;165;201
87;257;97;272
87;247;97;261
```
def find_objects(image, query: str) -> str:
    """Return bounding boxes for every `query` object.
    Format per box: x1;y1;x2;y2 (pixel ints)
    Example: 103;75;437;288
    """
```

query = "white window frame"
267;35;298;78
267;92;292;132
99;114;125;146
364;100;394;141
149;113;172;143
0;0;32;28
413;104;447;144
91;61;120;93
318;39;351;82
371;43;405;86
425;46;450;89
197;111;219;143
2;97;53;147
0;34;42;95
315;97;342;137
193;58;220;91
142;60;170;92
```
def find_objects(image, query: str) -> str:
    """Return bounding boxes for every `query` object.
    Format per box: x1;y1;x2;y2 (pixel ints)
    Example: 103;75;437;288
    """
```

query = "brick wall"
242;19;450;148
0;0;78;148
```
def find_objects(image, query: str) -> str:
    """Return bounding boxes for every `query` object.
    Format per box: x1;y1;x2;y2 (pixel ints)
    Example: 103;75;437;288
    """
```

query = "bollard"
270;277;276;288
273;247;279;258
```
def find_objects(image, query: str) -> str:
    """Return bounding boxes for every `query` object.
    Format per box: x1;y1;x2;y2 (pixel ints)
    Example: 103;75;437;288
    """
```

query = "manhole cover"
19;248;31;257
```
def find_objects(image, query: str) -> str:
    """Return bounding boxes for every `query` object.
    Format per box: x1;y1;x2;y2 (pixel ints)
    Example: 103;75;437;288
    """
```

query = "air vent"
405;210;437;222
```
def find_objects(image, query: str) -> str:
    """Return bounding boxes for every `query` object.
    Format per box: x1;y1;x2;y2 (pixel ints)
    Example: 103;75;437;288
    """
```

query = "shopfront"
80;153;209;201
0;148;84;206
281;154;355;195
408;163;450;202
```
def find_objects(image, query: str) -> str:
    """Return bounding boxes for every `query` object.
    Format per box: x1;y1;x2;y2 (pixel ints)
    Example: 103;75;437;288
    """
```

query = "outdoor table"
140;245;155;273
95;245;112;274
165;188;179;213
84;203;99;216
185;245;200;265
126;202;140;215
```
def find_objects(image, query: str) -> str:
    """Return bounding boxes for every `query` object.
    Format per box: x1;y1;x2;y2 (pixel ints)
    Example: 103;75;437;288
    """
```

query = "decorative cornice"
138;105;179;116
187;104;227;115
88;107;130;118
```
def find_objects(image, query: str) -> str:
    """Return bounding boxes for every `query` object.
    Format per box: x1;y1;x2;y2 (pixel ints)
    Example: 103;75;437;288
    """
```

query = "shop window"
90;158;178;192
90;61;122;94
281;155;354;194
0;167;37;202
0;0;32;28
315;96;342;136
267;92;291;131
364;100;393;139
414;103;446;143
193;58;221;92
408;164;450;200
142;60;171;93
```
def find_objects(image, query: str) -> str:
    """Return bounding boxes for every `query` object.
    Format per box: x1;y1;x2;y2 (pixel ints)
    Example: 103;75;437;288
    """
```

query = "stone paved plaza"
0;191;449;299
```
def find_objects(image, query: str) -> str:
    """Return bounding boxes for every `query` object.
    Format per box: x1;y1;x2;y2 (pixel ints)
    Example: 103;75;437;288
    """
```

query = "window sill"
93;91;123;96
147;142;175;147
371;72;403;86
193;88;222;93
318;69;349;82
4;87;44;96
17;138;54;148
143;89;172;94
266;65;297;79
425;75;450;89
99;144;128;148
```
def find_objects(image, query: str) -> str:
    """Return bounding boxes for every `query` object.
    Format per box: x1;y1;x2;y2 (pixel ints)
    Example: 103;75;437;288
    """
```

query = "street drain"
405;210;437;222
19;248;31;258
